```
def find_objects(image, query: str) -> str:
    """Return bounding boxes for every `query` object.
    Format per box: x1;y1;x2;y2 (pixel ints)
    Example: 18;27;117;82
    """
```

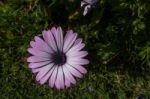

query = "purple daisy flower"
81;0;97;16
27;27;89;89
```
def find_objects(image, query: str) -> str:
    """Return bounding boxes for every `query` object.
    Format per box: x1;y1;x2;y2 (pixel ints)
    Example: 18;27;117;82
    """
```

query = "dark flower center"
51;52;66;66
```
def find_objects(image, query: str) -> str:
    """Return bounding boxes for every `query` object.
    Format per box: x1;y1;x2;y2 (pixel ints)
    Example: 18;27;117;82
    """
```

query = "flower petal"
63;65;76;85
39;66;55;85
81;1;86;7
42;30;57;51
27;48;50;58
31;63;51;73
63;31;77;53
27;56;49;62
49;66;58;88
67;51;88;58
51;27;59;50
66;43;85;54
31;63;52;73
66;64;83;78
30;36;52;53
67;58;89;65
74;38;82;46
55;67;64;89
36;63;54;81
71;65;87;74
32;68;39;73
83;5;91;16
64;78;71;88
29;61;51;68
55;27;64;51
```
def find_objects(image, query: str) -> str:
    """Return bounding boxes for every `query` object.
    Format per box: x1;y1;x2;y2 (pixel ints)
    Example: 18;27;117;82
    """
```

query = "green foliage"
0;0;150;98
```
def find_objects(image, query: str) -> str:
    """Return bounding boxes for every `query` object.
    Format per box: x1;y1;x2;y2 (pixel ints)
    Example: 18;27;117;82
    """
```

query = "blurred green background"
0;0;150;98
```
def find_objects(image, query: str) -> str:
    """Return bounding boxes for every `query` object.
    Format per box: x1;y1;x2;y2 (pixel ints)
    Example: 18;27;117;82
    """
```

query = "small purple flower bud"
81;0;97;16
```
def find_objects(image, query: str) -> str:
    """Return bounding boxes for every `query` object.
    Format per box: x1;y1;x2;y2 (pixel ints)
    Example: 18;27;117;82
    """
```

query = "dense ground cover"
0;0;150;98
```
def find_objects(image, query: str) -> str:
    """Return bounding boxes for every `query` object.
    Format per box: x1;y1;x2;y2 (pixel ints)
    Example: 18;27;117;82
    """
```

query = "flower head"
27;27;89;89
81;0;97;16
